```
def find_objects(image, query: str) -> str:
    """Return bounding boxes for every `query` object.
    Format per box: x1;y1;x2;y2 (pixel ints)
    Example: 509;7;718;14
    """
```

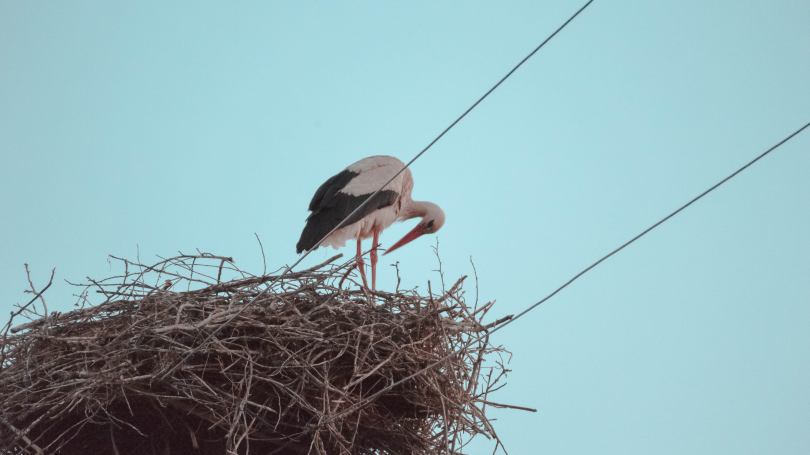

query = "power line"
324;120;810;421
289;0;596;267
158;0;596;378
492;121;810;333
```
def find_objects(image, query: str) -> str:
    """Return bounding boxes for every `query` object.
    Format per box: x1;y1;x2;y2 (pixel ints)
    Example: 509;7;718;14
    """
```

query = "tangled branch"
0;253;523;454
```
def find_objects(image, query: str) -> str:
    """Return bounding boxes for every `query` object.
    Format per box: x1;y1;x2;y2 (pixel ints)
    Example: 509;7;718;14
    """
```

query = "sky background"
1;1;809;453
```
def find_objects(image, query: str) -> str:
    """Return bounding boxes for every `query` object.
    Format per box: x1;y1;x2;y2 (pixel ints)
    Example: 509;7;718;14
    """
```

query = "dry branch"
0;254;518;454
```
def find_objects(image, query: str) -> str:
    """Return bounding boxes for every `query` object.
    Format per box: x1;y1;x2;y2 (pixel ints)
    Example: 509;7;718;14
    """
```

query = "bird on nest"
297;155;445;290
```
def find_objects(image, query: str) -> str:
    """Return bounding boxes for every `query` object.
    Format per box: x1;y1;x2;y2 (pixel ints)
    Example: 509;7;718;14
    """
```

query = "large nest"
0;253;519;454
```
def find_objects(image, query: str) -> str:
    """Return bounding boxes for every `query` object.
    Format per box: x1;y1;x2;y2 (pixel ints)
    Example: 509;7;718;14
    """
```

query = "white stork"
297;155;445;290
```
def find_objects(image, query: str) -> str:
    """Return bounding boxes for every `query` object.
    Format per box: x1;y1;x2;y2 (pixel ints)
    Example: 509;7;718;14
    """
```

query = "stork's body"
297;155;445;289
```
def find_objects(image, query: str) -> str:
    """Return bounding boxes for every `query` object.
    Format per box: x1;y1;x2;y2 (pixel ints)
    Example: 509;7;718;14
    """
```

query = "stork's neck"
403;200;445;226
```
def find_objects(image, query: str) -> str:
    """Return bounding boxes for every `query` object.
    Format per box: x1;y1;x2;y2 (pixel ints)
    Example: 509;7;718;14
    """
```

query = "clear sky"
1;1;808;453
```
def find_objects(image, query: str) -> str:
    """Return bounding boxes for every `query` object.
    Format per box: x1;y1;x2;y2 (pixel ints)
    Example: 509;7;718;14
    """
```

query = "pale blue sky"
1;1;808;453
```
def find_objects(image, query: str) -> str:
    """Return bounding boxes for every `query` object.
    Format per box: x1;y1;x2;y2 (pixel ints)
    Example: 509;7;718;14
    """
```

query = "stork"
296;155;445;290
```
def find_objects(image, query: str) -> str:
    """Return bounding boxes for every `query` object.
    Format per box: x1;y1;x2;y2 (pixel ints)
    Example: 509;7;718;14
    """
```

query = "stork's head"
384;201;445;255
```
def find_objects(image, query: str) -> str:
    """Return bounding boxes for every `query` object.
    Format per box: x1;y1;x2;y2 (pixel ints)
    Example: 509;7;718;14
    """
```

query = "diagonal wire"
289;0;596;265
322;120;810;423
492;120;810;333
157;0;596;378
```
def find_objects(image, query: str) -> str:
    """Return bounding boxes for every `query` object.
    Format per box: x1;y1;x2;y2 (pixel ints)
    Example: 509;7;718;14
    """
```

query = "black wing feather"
307;169;359;211
296;189;399;253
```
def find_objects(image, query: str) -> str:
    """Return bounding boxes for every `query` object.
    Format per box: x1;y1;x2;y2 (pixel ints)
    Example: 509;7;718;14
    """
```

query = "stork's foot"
370;230;379;291
356;257;369;290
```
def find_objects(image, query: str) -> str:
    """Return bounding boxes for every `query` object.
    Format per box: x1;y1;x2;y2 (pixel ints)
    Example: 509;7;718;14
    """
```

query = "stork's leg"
370;229;379;291
356;235;369;289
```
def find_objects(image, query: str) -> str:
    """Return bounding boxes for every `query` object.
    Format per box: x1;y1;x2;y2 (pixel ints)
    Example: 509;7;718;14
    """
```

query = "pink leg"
370;229;379;290
356;235;369;289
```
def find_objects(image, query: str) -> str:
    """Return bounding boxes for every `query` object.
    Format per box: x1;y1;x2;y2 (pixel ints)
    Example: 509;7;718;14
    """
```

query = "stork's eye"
425;220;435;230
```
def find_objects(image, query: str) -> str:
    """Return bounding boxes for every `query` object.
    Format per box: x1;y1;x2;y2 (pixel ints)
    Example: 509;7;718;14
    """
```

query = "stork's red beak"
384;224;427;255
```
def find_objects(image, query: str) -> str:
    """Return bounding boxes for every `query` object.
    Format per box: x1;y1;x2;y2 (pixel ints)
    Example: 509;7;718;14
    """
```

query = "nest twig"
0;253;521;454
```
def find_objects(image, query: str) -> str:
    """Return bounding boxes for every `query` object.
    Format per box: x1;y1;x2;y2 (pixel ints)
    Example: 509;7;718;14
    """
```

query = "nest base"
1;254;512;454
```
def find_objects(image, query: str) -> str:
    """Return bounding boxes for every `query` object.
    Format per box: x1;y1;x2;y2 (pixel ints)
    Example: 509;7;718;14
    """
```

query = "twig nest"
0;254;514;454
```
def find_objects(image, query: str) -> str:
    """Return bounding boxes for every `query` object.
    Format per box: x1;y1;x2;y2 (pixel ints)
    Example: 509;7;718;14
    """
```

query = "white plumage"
297;155;444;290
321;156;413;249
